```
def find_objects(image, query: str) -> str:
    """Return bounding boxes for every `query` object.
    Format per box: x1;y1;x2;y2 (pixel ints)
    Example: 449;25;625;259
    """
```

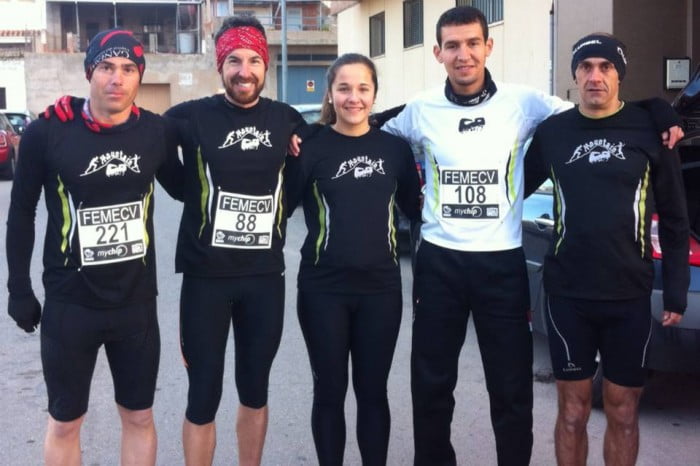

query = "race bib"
211;191;275;249
439;166;501;219
77;201;146;266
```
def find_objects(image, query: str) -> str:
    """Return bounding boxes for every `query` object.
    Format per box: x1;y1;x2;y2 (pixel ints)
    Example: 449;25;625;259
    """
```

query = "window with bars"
456;0;504;24
369;12;385;57
403;0;423;48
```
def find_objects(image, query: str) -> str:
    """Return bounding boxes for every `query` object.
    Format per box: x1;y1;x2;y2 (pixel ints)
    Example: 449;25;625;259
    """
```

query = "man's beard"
223;75;265;107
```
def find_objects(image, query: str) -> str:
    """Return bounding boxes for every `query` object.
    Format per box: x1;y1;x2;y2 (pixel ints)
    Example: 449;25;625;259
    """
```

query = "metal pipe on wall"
74;0;80;51
281;0;288;103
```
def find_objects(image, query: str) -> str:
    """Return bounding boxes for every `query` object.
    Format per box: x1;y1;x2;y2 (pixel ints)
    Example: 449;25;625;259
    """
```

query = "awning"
46;0;201;4
0;30;41;37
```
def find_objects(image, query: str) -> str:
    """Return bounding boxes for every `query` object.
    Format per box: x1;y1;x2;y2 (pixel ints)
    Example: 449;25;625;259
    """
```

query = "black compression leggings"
297;290;402;466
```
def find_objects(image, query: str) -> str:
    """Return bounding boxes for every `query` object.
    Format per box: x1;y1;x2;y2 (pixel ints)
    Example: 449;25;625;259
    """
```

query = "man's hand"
42;95;75;122
662;125;685;149
662;310;683;327
8;293;42;333
288;134;302;157
288;124;325;157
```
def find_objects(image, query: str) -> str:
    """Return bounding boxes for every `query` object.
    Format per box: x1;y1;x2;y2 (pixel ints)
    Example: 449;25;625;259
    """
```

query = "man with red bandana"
6;29;182;465
164;16;305;466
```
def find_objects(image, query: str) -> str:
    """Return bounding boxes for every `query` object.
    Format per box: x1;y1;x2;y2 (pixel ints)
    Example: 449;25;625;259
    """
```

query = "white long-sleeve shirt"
383;83;571;252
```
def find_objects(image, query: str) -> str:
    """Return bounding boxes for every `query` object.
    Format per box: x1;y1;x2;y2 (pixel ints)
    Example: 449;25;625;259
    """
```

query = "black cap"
84;29;146;81
571;34;627;80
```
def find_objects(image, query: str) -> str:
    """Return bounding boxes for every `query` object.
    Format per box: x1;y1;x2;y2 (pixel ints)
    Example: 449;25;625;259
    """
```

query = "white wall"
337;0;554;110
0;59;27;110
0;0;47;31
553;0;613;100
499;0;552;92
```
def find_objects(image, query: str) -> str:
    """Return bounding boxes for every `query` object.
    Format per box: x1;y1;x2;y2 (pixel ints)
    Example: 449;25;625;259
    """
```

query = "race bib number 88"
211;191;274;249
77;200;146;266
440;168;500;219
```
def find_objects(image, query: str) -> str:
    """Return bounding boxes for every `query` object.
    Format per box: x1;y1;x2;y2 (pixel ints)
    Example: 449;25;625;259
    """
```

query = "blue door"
277;66;328;105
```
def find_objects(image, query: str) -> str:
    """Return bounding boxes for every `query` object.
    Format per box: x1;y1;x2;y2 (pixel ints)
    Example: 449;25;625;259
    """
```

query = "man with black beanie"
5;29;182;465
524;33;689;465
380;7;684;466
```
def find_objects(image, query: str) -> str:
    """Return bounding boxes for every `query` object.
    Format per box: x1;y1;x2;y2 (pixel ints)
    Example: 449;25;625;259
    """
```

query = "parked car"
0;112;20;179
292;103;322;124
523;148;700;402
2;110;36;137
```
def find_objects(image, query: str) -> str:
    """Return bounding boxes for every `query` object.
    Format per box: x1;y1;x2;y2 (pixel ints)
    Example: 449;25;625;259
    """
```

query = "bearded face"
220;49;266;108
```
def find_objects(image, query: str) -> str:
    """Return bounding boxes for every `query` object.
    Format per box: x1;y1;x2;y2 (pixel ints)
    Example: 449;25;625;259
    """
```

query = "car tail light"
415;162;424;186
650;213;700;266
0;131;7;148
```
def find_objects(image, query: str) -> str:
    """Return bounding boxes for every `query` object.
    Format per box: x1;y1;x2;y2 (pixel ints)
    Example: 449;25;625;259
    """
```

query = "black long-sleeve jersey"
6;100;183;308
524;104;690;312
165;95;304;277
286;126;422;294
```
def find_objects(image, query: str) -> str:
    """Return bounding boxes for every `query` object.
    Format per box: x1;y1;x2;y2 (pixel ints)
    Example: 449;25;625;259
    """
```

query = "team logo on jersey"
458;117;486;133
80;150;141;177
218;126;272;151
332;155;386;179
566;139;625;165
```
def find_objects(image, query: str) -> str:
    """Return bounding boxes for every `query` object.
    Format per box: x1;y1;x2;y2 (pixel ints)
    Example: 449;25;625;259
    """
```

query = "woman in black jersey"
285;54;421;465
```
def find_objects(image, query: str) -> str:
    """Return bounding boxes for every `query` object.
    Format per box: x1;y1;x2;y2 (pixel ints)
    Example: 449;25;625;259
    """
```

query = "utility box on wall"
665;57;691;90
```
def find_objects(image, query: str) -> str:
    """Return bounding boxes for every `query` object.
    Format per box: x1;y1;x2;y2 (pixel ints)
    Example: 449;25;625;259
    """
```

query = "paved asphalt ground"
1;180;699;465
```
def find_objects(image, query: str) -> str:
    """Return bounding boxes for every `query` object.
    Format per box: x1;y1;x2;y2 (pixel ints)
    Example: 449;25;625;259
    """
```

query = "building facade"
0;0;337;113
335;0;698;109
554;0;698;102
336;0;553;110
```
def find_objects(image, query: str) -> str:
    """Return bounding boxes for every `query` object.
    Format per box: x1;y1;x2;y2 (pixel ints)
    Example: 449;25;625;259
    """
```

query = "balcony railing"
256;14;336;32
212;10;336;32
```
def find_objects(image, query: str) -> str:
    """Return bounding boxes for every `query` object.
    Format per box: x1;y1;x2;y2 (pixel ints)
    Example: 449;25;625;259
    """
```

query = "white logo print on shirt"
80;150;141;177
566;139;625;164
332;156;386;179
218;126;272;151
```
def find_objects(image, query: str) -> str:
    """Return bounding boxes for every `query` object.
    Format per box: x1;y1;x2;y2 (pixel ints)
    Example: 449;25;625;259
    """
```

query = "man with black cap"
524;33;689;465
6;29;182;465
379;6;684;466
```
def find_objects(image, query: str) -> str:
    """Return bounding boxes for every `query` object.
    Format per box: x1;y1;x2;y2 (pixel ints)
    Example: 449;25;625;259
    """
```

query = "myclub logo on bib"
218;126;272;151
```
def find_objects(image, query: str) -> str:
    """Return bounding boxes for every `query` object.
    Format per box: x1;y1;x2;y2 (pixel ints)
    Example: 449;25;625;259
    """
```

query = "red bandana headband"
215;26;269;72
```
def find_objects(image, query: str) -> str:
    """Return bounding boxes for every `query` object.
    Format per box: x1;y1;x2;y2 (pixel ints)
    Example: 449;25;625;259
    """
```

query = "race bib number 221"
77;201;146;266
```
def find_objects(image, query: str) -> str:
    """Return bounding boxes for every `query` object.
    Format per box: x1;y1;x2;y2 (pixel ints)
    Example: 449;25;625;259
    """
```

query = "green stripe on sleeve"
312;180;326;265
56;175;71;253
638;163;651;256
196;147;209;238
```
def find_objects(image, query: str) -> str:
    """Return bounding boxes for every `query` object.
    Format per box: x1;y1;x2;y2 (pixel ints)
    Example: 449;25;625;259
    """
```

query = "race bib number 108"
439;168;500;219
77;201;146;266
211;191;275;249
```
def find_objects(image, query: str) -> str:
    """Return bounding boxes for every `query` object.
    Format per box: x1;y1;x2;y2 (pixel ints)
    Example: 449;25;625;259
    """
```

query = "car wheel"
592;361;604;409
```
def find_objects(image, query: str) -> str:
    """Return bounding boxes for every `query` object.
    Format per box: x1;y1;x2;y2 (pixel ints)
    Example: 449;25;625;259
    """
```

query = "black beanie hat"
571;34;627;80
84;29;146;81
